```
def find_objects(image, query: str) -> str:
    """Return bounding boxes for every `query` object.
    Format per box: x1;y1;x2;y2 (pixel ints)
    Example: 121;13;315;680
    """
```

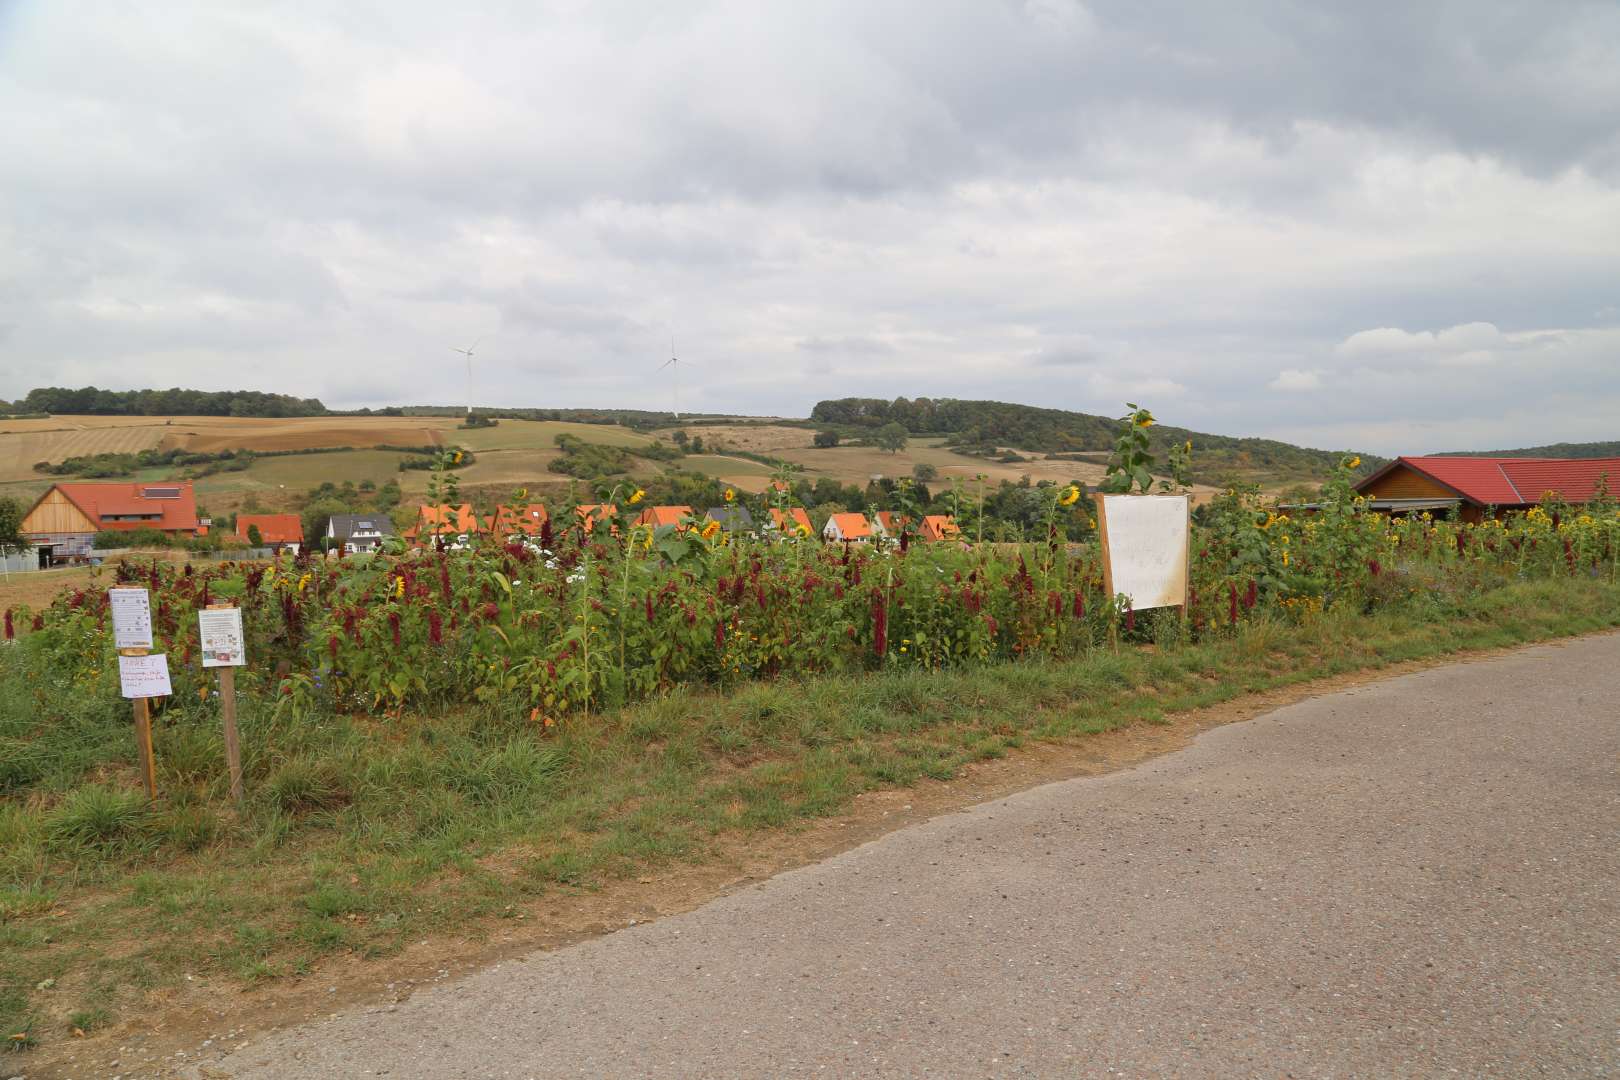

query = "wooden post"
122;647;158;799
219;665;243;805
204;602;246;805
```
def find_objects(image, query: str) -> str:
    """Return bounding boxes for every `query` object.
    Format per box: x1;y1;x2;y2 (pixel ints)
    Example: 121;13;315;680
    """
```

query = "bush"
93;528;171;549
813;431;840;448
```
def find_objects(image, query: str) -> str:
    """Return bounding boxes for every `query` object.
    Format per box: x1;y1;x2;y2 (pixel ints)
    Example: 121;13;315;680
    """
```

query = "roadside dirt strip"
196;633;1618;1078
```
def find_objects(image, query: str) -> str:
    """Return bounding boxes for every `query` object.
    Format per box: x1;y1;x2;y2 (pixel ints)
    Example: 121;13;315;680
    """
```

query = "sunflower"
1058;484;1081;506
1349;456;1361;469
629;488;645;505
700;519;722;541
724;488;736;503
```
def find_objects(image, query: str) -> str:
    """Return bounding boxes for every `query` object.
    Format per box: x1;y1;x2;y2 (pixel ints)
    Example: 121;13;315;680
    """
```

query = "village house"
919;514;963;542
1353;456;1620;523
575;504;617;535
326;513;394;554
485;503;549;538
703;505;754;534
20;481;201;566
822;512;873;543
235;513;304;554
872;510;909;539
639;505;694;530
765;506;814;538
405;503;480;544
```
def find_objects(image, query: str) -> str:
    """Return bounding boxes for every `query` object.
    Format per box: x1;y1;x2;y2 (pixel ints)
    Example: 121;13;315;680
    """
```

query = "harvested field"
0;421;167;482
167;420;445;454
656;424;813;454
455;420;656;451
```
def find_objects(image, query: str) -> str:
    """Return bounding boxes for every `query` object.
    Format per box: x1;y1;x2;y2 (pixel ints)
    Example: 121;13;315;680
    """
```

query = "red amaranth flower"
645;591;656;623
1564;537;1576;573
388;610;401;647
480;601;499;621
1072;591;1085;619
715;620;726;649
1243;580;1257;610
985;614;998;636
1369;559;1382;577
439;559;452;601
1229;583;1239;626
428;609;443;644
31;613;43;632
3;609;12;640
328;634;340;663
1125;604;1135;632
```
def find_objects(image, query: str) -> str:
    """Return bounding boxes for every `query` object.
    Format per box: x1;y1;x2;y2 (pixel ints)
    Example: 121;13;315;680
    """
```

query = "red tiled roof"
485;504;549;535
639;505;693;528
768;507;813;533
235;513;304;545
1499;459;1620;503
54;481;199;533
1360;456;1620;506
920;514;961;540
827;512;872;539
416;504;480;534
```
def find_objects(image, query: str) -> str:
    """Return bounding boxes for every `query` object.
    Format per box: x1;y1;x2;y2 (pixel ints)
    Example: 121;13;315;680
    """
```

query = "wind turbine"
656;334;688;420
450;337;481;418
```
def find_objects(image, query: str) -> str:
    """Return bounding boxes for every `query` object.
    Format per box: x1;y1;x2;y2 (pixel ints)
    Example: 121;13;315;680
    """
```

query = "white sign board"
198;607;246;668
1096;494;1190;611
109;588;153;649
119;653;173;699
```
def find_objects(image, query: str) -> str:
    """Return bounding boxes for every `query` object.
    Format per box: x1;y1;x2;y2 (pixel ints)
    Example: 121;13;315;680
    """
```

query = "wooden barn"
21;481;201;566
1354;456;1620;522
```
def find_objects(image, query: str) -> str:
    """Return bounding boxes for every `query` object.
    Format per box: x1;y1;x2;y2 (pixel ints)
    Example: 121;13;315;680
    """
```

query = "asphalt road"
204;634;1620;1078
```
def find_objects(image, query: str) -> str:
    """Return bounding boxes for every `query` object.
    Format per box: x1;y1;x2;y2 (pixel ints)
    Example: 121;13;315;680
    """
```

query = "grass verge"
3;577;1618;1053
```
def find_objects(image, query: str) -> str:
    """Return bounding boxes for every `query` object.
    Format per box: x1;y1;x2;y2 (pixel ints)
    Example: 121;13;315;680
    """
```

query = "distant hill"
1442;441;1620;459
810;397;1379;487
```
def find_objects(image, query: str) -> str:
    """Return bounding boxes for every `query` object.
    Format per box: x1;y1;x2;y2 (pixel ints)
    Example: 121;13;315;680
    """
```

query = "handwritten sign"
199;607;246;668
109;588;153;650
1096;494;1190;611
119;653;173;699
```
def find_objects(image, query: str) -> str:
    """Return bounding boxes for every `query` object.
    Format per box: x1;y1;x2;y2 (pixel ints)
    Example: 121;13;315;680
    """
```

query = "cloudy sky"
2;1;1617;453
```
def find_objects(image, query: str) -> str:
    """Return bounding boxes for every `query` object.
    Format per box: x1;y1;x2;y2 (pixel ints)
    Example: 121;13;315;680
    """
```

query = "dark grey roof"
704;505;754;529
329;513;395;539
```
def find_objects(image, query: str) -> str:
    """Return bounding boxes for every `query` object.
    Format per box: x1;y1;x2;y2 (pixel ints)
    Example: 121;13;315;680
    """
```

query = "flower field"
5;463;1618;726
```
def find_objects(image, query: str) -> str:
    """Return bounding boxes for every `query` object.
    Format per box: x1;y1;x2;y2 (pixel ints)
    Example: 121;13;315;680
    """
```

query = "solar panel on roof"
142;486;182;499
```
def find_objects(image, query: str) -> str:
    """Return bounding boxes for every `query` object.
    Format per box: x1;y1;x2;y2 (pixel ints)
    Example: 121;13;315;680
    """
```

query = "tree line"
811;396;1380;485
12;386;327;417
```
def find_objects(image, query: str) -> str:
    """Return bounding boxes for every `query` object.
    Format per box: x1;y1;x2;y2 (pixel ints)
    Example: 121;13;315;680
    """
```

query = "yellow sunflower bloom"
1058;485;1080;506
724;488;736;503
701;519;721;540
629;488;645;505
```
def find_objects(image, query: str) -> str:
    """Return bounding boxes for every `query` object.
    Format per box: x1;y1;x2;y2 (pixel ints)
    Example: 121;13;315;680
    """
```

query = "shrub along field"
2;459;1619;1055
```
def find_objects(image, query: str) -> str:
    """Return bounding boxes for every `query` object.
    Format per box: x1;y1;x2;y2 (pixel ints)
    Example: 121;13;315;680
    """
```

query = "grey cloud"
0;1;1616;453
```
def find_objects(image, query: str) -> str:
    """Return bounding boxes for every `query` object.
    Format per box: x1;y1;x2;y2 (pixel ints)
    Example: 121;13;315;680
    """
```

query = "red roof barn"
1355;456;1620;521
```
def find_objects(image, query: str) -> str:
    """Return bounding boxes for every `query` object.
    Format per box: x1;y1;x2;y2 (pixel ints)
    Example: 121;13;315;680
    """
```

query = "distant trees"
813;430;840;448
875;422;909;454
911;462;938;482
245;523;264;547
19;386;326;418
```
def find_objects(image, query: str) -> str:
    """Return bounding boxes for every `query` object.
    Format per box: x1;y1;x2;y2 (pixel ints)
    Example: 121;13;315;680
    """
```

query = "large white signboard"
119;653;173;699
1096;494;1190;611
198;607;246;668
109;587;153;650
